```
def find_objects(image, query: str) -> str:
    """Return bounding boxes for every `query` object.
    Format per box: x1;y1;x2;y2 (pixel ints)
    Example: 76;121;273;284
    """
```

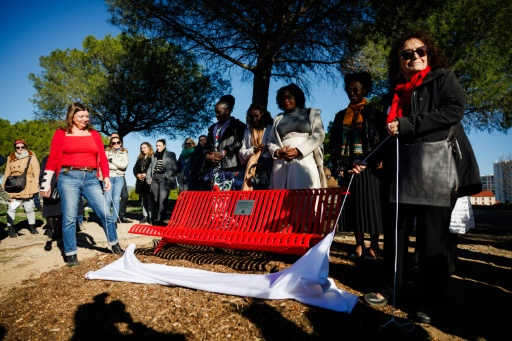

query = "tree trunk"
251;65;272;110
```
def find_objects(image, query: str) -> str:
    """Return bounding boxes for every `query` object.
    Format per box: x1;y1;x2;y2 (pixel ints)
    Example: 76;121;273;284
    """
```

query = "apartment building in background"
493;160;512;204
480;174;494;194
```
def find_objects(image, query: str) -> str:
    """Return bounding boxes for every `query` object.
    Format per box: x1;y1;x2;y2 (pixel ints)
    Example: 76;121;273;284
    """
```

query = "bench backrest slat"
166;188;345;236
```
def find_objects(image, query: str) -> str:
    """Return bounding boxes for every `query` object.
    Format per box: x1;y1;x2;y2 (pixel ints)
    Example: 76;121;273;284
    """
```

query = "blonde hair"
182;138;196;148
138;142;155;159
105;136;128;152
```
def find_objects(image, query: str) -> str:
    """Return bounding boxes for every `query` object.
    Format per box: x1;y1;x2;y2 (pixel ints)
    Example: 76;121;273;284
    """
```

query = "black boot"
44;240;53;251
28;224;39;234
67;255;79;267
45;217;56;239
112;243;124;255
8;226;17;238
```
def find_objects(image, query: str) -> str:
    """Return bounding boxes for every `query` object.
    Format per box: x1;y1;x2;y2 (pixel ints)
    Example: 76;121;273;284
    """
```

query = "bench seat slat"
129;188;346;255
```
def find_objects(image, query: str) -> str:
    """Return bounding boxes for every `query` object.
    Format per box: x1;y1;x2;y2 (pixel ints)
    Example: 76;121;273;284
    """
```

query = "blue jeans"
105;176;124;222
58;170;118;256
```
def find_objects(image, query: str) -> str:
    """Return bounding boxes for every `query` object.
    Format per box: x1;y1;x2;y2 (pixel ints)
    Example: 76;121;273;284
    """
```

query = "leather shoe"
112;243;124;255
364;292;388;306
67;255;79;267
119;218;132;223
416;311;432;324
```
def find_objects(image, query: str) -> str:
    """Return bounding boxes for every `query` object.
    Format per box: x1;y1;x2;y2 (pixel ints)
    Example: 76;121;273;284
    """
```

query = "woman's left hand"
386;120;400;136
40;189;51;198
348;160;367;174
103;177;111;191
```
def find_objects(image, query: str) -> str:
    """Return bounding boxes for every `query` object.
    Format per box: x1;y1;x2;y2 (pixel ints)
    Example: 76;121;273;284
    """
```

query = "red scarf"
387;65;431;123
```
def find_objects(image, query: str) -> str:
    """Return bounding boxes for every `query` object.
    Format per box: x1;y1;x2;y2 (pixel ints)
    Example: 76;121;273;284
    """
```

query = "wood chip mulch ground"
1;206;511;341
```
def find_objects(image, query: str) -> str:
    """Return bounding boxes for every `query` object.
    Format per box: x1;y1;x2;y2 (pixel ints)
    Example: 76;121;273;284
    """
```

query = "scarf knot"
387;65;431;123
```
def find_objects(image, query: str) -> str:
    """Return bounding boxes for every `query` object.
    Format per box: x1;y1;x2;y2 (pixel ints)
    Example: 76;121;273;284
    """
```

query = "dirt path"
0;221;154;296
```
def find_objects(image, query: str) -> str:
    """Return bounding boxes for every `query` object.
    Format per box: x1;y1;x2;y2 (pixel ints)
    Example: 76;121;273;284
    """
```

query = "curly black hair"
344;72;373;94
276;83;306;110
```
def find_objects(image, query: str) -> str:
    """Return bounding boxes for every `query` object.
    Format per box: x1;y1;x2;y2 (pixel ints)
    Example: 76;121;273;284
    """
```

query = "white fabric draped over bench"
86;230;358;313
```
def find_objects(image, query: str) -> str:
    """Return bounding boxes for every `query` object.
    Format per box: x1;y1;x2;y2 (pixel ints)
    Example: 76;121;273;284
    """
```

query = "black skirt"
339;168;383;235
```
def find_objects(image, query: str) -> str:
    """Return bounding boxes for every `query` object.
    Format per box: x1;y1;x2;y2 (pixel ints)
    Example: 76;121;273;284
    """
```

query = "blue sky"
1;0;510;187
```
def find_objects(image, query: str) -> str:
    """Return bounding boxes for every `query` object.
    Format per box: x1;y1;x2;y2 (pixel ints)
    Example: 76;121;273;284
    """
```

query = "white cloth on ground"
86;230;358;313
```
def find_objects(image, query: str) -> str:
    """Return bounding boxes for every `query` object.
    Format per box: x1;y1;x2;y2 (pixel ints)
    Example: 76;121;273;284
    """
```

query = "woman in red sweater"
40;102;123;267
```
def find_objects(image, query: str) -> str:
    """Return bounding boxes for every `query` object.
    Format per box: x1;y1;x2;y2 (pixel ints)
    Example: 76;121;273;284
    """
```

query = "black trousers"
380;195;458;309
119;176;128;219
151;174;172;221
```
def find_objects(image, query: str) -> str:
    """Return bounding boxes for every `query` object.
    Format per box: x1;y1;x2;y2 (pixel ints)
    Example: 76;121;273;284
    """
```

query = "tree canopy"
107;0;511;132
29;34;231;139
107;0;367;107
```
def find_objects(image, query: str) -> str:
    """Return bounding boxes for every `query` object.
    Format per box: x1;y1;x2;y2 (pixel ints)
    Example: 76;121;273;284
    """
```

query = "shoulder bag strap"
22;156;32;175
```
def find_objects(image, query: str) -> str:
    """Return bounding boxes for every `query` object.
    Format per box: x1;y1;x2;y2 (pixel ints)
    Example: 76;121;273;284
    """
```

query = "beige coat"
2;151;40;198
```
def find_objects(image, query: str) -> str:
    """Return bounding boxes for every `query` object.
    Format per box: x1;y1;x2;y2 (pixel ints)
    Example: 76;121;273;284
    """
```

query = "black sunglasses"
112;141;121;145
400;46;428;60
16;146;26;150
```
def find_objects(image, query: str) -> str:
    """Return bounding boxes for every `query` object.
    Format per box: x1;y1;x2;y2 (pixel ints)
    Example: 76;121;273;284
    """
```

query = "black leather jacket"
395;68;482;196
205;118;246;171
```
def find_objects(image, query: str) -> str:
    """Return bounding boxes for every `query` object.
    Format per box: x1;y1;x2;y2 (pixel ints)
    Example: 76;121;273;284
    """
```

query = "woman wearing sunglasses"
105;136;129;225
359;31;481;324
3;139;40;237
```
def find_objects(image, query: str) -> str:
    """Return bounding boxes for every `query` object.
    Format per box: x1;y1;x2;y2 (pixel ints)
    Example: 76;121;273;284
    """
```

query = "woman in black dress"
133;142;154;224
329;72;386;259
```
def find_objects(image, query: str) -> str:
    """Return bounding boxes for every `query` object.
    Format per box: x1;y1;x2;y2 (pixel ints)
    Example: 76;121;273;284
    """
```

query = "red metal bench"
129;188;346;255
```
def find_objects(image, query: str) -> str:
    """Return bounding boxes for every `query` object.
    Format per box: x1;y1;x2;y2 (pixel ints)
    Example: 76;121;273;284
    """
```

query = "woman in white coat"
267;84;326;189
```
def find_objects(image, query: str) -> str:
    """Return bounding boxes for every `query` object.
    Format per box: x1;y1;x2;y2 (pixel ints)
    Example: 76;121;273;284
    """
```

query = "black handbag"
248;162;270;190
43;186;60;205
4;156;32;193
390;127;458;207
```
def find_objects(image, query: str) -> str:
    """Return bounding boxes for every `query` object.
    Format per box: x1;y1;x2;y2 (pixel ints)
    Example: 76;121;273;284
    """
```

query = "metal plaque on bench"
234;200;255;215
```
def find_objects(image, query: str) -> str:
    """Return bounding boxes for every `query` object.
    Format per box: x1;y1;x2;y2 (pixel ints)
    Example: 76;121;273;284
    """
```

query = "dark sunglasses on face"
400;46;428;60
112;141;121;145
185;142;192;146
16;146;26;150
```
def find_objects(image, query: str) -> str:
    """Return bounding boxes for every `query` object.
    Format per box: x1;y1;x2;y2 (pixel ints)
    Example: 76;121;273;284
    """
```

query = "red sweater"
46;129;110;180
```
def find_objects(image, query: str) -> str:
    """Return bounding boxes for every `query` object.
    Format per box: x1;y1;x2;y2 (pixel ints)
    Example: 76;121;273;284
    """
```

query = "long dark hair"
388;30;449;88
